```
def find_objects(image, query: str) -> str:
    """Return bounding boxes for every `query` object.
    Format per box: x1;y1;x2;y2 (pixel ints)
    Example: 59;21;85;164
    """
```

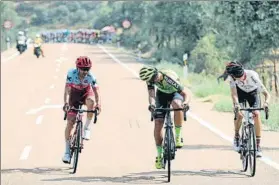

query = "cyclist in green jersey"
139;65;191;169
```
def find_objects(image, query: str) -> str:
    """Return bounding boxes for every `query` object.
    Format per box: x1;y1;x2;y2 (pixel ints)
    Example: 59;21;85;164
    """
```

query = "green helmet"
139;65;157;81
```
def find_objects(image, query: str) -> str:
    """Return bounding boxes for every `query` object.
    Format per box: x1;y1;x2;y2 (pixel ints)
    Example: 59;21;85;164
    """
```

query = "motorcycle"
33;43;41;58
17;40;26;54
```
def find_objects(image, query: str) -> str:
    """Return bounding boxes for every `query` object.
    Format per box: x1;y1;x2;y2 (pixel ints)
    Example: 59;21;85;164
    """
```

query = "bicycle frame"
150;105;189;182
63;104;99;174
234;100;268;177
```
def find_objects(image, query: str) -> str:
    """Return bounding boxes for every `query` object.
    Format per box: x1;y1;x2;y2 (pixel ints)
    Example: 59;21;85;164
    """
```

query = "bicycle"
234;101;268;177
151;104;189;182
63;104;99;174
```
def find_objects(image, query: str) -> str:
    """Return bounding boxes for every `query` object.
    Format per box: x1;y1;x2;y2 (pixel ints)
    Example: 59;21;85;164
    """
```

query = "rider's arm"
229;78;239;106
64;72;72;104
230;87;239;106
252;71;271;105
262;89;271;106
179;87;192;105
91;79;101;106
64;85;71;104
147;82;156;105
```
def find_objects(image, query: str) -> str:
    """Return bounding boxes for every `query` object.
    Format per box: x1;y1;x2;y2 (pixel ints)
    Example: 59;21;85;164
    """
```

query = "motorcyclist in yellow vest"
34;34;45;57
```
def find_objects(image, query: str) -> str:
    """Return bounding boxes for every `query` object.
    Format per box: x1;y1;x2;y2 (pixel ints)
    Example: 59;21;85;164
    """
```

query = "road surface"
1;43;279;185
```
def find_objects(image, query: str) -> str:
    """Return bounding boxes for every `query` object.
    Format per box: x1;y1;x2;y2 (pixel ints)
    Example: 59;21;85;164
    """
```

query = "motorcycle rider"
34;34;45;57
16;31;27;52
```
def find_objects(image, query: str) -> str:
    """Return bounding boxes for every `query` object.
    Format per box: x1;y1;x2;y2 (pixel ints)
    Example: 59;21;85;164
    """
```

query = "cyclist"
33;34;45;57
223;61;271;157
62;56;101;163
139;65;191;169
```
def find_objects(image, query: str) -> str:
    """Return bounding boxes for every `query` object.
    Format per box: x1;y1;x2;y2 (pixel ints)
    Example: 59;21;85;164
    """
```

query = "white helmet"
36;34;40;38
18;31;24;35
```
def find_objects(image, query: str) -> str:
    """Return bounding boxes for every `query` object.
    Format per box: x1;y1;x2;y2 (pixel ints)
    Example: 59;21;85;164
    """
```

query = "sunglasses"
149;73;158;82
79;67;90;71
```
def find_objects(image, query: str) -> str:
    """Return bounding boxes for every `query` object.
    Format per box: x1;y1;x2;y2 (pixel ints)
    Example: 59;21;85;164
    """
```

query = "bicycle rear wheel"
248;125;256;177
72;122;82;174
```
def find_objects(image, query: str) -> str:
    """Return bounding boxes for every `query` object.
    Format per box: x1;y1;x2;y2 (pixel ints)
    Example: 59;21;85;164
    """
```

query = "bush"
261;98;279;131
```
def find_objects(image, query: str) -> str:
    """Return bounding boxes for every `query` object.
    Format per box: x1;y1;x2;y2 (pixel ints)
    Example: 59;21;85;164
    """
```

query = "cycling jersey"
34;38;43;45
66;68;98;91
147;69;184;94
228;70;267;93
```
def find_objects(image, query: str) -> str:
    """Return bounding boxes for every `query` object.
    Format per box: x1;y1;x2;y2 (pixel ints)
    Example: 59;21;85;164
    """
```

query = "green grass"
213;96;233;112
261;99;279;131
154;61;230;97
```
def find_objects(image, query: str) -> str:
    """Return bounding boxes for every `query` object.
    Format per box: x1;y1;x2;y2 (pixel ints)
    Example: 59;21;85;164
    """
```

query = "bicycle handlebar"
234;107;269;121
63;108;99;123
150;106;190;122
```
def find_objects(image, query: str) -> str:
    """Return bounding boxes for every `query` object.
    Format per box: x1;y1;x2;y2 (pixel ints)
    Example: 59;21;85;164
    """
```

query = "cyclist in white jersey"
224;61;271;157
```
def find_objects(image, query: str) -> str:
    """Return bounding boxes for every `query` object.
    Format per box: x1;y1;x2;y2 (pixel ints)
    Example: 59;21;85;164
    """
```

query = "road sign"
3;20;13;29
122;20;131;29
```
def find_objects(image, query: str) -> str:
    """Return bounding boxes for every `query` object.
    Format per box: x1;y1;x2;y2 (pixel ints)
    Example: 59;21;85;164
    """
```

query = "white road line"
1;52;19;63
50;84;55;89
98;44;279;171
26;104;63;115
19;145;32;160
36;115;44;124
44;98;51;104
98;45;139;78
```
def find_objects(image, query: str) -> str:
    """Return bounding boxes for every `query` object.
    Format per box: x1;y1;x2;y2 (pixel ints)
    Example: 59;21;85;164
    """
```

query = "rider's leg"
40;46;45;57
62;91;79;163
234;111;243;152
154;117;164;157
248;91;262;157
233;87;245;152
83;93;95;140
171;93;184;148
62;111;76;163
253;110;262;156
154;90;168;169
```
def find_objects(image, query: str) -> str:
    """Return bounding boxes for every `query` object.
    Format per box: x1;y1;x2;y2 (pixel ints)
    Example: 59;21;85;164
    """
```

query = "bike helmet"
139;65;158;81
76;56;92;68
225;60;244;78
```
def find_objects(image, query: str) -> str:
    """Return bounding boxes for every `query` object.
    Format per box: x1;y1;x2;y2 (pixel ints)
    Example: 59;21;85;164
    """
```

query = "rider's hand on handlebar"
95;104;101;114
63;103;70;112
263;102;269;109
182;103;189;110
148;104;156;112
234;103;240;112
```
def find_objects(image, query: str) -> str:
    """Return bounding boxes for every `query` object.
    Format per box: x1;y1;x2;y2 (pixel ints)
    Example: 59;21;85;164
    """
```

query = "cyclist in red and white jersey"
62;56;101;163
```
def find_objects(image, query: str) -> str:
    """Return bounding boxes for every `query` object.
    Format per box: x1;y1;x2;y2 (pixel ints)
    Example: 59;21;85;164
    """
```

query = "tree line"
1;1;279;77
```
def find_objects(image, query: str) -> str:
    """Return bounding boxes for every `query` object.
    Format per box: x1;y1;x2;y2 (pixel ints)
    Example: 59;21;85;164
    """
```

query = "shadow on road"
181;144;279;151
1;167;71;176
40;169;248;184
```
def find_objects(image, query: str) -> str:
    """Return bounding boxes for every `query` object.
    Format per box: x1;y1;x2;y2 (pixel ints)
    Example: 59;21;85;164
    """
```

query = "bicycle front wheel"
72;123;82;174
165;127;172;182
240;126;248;172
248;125;256;177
